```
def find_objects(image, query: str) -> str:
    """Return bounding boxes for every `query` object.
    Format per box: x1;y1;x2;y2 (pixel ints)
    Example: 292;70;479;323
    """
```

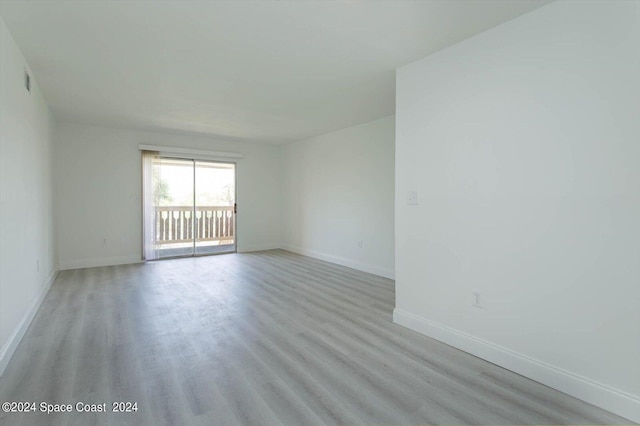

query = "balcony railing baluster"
154;206;234;245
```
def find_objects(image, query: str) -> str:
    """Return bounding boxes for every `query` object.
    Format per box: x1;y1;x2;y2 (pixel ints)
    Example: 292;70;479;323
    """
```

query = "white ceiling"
0;0;551;143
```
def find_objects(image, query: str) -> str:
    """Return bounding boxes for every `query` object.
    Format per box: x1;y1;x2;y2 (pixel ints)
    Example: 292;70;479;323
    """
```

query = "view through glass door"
151;157;236;259
195;161;236;255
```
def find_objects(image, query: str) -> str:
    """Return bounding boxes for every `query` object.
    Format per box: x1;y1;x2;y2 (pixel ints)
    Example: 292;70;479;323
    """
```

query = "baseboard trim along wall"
393;308;640;423
0;269;58;377
237;242;282;253
59;255;142;270
282;244;395;280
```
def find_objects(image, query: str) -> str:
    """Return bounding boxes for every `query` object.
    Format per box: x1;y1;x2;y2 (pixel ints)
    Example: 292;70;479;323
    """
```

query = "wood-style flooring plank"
0;250;632;425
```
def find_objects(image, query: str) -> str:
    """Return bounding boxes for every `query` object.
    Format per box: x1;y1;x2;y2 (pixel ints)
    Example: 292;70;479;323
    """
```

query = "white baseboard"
393;308;640;423
281;243;395;280
237;242;281;253
59;255;142;270
0;269;58;377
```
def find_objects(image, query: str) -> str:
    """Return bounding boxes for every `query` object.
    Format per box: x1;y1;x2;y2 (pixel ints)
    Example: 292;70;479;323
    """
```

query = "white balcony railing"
155;206;234;245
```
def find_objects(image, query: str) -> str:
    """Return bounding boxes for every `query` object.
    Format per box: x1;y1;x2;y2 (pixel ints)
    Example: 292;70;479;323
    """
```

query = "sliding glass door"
194;161;236;255
143;152;236;260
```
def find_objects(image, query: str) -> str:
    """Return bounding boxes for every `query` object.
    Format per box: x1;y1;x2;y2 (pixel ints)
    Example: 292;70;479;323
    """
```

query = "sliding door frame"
142;154;237;261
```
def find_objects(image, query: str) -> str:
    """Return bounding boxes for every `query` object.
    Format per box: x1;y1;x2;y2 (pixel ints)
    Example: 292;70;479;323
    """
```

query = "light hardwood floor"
0;250;631;425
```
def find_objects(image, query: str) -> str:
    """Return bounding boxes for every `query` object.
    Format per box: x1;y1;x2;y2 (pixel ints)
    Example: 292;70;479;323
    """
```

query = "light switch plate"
407;191;418;205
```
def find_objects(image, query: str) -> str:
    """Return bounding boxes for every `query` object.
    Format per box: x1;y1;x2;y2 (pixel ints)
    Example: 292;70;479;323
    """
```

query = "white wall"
0;18;57;374
394;1;639;421
282;115;395;278
55;123;282;269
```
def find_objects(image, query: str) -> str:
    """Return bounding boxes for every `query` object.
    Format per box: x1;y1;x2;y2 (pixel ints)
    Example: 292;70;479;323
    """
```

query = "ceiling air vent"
24;70;31;93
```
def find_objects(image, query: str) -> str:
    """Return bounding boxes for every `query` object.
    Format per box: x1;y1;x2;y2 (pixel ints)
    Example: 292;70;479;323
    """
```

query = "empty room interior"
1;0;639;425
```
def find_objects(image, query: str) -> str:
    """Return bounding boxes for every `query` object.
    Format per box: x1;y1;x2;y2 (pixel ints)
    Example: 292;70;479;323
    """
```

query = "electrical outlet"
358;240;363;248
472;288;482;308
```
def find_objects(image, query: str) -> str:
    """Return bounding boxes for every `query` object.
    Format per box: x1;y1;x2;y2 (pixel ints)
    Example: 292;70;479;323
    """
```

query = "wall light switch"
407;191;418;205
